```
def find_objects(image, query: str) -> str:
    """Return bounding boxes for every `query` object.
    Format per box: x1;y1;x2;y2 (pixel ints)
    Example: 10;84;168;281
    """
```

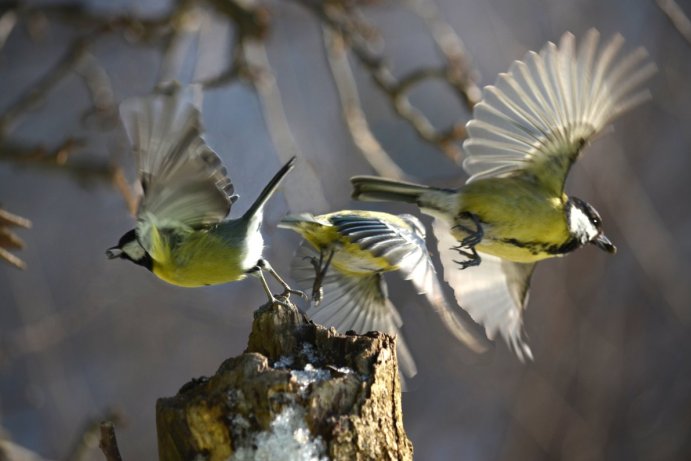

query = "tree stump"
155;301;413;461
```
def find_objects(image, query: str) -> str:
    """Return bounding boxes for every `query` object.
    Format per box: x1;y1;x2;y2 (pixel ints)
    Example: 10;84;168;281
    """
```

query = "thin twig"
0;35;93;137
404;0;481;109
200;0;270;87
0;138;113;180
294;0;473;162
205;0;270;41
200;29;256;88
323;27;408;180
111;167;140;217
5;1;174;38
158;0;199;84
98;422;124;461
243;41;330;213
60;411;125;461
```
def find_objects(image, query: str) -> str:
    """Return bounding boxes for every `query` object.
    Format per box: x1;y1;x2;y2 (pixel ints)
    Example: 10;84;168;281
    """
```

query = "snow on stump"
155;301;413;461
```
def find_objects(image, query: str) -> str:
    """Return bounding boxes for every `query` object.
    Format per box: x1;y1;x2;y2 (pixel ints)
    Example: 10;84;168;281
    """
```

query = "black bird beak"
106;246;122;259
592;234;616;254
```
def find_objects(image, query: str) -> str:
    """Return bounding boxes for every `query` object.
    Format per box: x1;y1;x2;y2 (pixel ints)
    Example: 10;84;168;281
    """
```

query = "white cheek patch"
568;206;598;243
123;240;147;260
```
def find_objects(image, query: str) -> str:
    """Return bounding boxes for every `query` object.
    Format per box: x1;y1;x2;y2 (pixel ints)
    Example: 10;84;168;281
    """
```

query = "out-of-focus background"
1;0;690;459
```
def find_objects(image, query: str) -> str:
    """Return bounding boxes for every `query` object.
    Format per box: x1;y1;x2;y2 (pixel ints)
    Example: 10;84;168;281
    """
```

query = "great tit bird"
279;210;485;377
106;83;301;303
351;30;655;359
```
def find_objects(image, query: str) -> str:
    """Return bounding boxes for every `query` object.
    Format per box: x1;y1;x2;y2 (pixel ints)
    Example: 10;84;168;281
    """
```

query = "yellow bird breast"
149;228;253;287
296;220;396;276
458;177;571;263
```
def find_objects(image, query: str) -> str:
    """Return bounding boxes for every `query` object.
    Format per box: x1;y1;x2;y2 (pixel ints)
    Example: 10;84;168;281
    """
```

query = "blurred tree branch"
0;0;277;218
0;0;481;219
0;35;92;138
62;410;124;461
244;41;331;213
323;26;408;180
294;0;481;164
98;422;124;461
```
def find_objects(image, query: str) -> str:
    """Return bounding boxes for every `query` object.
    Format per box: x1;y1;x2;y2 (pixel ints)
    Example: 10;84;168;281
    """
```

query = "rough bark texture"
156;301;413;461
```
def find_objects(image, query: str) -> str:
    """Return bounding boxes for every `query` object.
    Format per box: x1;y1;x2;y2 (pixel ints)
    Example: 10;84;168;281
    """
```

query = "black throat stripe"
501;237;581;256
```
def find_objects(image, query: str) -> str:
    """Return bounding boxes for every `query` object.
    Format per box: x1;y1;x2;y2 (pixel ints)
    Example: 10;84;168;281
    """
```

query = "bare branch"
158;1;199;84
98;422;124;461
111;167;139;217
59;410;126;461
0;138;113;179
205;0;270;41
293;0;476;163
243;41;330;213
323;27;408;180
199;28;258;88
199;0;271;88
404;0;482;108
0;35;92;138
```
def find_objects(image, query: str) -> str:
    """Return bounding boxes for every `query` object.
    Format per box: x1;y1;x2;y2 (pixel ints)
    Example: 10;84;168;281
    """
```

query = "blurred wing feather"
120;84;237;250
330;215;415;261
393;219;487;353
433;219;535;360
291;242;417;377
330;214;485;352
463;30;655;195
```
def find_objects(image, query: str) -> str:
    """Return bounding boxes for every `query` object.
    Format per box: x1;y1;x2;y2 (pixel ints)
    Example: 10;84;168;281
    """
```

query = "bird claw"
451;213;483;270
277;287;308;301
269;296;294;309
453;257;481;270
460;233;482;248
305;248;334;306
311;285;324;305
451;243;481;269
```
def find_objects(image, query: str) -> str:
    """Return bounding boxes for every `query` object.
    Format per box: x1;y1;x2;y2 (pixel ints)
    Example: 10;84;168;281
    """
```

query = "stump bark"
155;301;413;461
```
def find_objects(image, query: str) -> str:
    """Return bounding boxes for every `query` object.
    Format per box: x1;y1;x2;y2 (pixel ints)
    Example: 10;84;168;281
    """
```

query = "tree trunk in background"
155;302;413;461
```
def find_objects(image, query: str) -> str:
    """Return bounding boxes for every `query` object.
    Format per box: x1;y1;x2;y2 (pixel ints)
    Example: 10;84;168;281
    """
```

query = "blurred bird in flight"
352;30;655;359
280;210;486;377
107;83;302;304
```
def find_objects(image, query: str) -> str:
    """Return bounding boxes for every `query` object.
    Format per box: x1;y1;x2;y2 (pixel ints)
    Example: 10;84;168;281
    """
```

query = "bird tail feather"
242;156;296;221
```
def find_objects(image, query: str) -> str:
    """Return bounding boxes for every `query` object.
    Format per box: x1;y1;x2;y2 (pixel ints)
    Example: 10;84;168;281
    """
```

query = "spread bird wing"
291;241;417;378
433;218;535;360
119;83;237;251
462;29;655;196
329;214;486;352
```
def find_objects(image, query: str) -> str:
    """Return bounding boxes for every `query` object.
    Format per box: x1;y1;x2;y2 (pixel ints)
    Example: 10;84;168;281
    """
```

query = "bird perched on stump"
351;30;655;360
107;83;301;304
279;210;486;377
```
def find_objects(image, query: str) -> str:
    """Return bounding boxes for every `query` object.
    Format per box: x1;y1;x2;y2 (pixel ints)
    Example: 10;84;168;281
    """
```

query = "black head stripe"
569;197;603;228
118;229;139;248
111;229;154;272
